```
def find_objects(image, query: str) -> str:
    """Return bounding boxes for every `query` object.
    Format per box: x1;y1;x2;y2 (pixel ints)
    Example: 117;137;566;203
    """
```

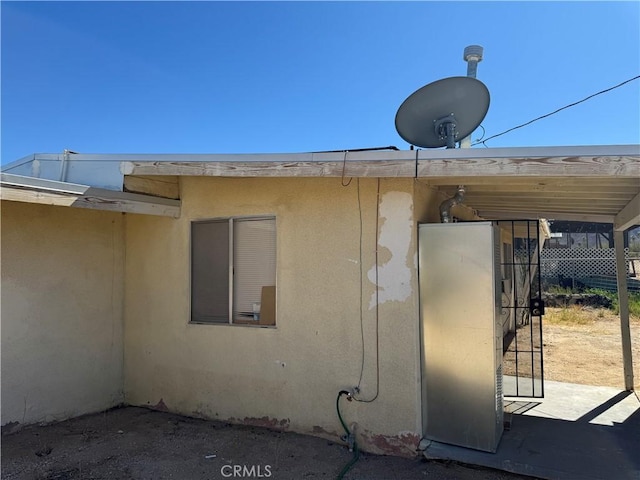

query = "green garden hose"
336;391;359;480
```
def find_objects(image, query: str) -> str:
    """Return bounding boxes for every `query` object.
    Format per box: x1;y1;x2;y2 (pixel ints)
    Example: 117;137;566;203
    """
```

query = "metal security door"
498;220;545;398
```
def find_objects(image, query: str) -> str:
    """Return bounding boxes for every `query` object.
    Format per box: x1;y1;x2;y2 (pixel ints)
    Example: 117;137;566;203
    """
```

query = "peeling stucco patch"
311;425;339;438
229;416;290;431
360;429;421;458
368;191;413;308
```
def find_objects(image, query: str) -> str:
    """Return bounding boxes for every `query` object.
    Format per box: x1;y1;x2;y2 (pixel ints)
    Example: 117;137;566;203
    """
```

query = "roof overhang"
415;149;639;231
2;145;638;229
0;173;180;217
120;145;639;230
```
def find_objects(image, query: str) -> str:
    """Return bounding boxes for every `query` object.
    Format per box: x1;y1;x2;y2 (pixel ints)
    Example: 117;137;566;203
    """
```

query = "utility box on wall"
418;222;503;453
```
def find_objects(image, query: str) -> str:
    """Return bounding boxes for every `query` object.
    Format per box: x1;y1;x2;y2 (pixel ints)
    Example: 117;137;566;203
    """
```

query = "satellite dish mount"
434;113;459;149
395;76;490;149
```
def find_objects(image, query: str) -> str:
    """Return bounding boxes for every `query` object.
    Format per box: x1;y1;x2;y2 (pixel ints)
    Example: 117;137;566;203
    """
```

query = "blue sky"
2;1;639;163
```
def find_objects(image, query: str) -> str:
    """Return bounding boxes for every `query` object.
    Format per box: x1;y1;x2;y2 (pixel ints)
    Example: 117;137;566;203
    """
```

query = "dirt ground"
1;407;534;480
3;307;635;480
542;307;640;390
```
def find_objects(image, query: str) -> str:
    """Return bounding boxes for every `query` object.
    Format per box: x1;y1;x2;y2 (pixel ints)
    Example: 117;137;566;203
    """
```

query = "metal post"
445;122;457;149
614;229;635;391
60;149;70;182
460;45;484;148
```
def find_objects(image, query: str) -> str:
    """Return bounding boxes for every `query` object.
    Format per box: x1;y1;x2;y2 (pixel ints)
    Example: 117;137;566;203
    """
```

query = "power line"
473;75;640;146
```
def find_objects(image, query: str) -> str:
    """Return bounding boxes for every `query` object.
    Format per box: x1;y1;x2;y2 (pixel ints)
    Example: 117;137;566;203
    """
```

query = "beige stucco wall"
1;201;125;430
124;177;429;455
414;180;482;224
414;180;441;224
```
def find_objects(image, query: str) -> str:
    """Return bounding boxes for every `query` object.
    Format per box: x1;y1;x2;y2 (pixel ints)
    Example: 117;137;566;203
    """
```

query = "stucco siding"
124;177;426;455
1;201;125;430
414;181;441;224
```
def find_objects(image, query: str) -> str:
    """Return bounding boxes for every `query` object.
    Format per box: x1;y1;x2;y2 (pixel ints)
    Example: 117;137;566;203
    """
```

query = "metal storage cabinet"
418;222;503;453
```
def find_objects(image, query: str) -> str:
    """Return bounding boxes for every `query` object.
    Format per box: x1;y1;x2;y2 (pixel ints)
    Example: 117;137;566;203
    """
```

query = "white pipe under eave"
614;229;635;391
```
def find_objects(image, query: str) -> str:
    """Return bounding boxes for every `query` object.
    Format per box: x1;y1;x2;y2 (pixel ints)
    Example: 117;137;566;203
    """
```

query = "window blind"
233;218;276;320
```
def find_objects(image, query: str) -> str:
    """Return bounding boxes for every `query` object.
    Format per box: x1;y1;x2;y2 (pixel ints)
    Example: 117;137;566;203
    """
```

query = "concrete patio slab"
423;381;640;480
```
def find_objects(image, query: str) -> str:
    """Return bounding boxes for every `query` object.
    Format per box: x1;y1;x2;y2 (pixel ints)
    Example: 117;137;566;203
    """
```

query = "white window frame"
190;215;276;326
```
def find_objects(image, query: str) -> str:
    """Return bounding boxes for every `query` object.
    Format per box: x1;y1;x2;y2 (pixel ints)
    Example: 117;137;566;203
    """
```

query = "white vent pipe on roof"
440;45;483;222
459;45;484;149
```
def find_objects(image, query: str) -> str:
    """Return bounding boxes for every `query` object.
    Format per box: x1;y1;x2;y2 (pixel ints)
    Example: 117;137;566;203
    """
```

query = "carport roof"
2;144;638;230
415;146;639;230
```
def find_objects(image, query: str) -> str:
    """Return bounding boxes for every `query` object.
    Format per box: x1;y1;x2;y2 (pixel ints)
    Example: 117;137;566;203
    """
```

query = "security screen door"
498;220;545;398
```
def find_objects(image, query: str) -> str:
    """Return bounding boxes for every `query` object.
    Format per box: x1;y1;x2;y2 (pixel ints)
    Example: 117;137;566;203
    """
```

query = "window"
501;242;513;281
191;216;276;326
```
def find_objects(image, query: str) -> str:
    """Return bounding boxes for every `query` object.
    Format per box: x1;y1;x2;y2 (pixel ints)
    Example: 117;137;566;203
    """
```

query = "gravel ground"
1;407;536;480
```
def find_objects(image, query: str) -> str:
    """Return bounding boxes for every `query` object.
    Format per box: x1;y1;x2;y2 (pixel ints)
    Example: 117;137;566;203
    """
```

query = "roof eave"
0;173;180;218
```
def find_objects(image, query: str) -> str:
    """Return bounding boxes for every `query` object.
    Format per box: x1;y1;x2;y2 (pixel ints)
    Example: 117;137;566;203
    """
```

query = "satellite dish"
395;76;490;149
